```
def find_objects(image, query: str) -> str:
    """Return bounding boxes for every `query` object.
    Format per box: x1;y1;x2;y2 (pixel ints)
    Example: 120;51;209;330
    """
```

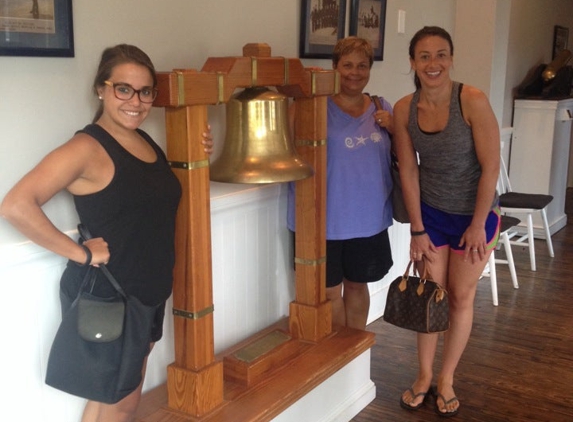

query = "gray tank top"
408;82;495;215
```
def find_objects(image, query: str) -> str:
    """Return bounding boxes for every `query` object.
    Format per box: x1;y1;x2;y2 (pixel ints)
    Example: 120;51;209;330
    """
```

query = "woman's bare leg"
326;284;346;328
81;343;155;422
401;247;449;407
342;279;370;330
435;250;491;414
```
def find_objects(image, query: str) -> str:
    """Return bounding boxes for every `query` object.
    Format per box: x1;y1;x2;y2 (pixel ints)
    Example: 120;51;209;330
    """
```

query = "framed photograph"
299;0;346;59
349;0;387;61
552;25;569;60
0;0;74;57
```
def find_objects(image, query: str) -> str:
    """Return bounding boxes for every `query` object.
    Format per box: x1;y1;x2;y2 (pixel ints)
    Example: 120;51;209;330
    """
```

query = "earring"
98;96;103;100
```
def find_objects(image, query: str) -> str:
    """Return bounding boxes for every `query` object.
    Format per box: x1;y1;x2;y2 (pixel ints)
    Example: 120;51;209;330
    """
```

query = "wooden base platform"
136;321;375;422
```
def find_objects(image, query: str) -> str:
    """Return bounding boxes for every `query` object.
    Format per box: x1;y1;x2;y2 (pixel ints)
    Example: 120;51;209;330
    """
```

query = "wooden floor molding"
136;321;374;422
352;188;573;422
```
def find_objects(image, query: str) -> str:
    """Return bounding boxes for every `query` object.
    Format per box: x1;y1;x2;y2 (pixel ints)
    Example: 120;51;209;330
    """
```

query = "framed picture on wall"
299;0;347;59
0;0;74;57
349;0;387;61
552;25;569;60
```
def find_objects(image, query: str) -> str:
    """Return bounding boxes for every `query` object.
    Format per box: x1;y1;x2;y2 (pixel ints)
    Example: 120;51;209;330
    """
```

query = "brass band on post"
251;57;258;86
311;72;317;96
169;159;210;170
217;72;225;104
173;305;215;320
334;71;340;94
294;256;327;266
296;139;326;148
176;71;185;106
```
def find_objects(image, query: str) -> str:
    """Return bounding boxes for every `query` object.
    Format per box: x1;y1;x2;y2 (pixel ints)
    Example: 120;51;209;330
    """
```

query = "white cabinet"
510;98;573;235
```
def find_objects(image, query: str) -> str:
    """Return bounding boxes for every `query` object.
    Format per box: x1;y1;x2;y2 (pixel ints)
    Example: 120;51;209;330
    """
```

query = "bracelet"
410;229;427;237
78;244;92;267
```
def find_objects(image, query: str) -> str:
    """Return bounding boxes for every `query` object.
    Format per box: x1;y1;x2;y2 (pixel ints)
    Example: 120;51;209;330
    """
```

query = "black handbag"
45;225;159;404
383;261;449;333
370;94;409;224
390;151;410;224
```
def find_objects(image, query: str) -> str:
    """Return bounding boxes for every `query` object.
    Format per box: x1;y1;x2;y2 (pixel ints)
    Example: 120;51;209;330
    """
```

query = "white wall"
504;0;573;126
453;0;512;124
0;0;456;246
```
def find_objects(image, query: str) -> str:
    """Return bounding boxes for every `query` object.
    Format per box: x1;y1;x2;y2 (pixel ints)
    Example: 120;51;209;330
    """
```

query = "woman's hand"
460;224;487;263
202;125;214;156
410;233;437;263
375;110;394;134
82;237;110;267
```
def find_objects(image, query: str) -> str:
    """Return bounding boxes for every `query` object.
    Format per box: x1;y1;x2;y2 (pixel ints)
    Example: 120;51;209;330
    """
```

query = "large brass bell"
209;87;314;183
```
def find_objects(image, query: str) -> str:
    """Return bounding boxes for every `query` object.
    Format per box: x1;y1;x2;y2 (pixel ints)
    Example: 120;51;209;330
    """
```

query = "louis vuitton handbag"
383;260;449;333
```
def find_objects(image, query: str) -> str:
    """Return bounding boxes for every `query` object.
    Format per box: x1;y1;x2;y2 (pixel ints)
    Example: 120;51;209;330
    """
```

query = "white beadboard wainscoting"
0;182;409;422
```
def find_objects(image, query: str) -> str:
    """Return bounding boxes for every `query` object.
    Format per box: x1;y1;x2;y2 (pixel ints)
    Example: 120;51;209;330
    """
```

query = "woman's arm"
460;85;500;259
0;135;111;265
394;95;423;231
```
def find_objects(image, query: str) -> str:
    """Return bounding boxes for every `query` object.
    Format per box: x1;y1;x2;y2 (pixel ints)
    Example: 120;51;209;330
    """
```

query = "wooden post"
288;96;332;342
164;105;224;416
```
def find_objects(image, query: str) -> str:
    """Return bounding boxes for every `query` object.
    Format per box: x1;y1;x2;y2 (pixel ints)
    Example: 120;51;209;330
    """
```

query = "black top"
60;124;181;305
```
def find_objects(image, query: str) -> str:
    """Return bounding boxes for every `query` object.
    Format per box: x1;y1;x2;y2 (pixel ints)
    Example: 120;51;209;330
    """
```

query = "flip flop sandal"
399;387;429;411
434;391;460;418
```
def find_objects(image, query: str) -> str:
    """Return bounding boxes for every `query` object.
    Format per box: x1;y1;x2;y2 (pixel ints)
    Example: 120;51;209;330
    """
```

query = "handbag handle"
402;259;433;282
77;224;127;299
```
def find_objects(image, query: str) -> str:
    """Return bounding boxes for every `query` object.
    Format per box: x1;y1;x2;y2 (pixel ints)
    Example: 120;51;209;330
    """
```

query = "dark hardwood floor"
353;189;573;422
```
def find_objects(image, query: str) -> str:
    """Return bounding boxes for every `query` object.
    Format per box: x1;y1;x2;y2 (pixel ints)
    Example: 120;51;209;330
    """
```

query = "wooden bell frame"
137;44;374;421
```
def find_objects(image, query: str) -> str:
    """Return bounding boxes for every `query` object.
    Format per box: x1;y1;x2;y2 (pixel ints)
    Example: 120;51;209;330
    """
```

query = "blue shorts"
421;202;500;254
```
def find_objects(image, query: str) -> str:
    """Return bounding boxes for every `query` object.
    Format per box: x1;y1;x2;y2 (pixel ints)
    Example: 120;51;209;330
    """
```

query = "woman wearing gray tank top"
393;26;500;417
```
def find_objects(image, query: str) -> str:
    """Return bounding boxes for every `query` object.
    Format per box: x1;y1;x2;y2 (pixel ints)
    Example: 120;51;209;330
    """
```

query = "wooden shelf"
136;322;375;422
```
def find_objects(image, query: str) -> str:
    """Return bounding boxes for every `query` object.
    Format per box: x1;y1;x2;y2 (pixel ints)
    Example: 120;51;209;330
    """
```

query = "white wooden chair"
483;215;520;306
497;156;554;271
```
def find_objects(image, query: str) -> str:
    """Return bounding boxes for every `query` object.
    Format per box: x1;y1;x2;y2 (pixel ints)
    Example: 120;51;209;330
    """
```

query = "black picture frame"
299;0;347;59
552;25;569;60
349;0;387;61
0;0;74;57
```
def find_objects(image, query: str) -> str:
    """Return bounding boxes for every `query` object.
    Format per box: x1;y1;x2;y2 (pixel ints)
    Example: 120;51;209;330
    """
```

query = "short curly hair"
332;36;374;68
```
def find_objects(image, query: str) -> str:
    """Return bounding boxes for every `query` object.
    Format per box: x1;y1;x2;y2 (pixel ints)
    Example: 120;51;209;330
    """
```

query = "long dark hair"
92;44;157;123
409;26;454;89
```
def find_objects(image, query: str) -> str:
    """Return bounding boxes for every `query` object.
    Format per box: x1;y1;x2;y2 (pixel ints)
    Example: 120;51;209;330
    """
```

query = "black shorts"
326;229;393;288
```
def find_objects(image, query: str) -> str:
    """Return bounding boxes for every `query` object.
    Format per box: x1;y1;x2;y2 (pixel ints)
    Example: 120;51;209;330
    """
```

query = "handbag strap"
370;94;398;161
77;224;127;299
403;259;433;282
369;94;384;111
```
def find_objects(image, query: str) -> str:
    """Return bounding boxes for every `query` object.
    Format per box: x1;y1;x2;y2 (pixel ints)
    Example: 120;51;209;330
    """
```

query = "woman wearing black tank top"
1;45;213;421
393;27;500;417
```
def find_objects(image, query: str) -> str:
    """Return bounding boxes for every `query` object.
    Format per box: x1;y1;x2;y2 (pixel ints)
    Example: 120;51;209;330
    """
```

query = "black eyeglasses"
104;80;158;103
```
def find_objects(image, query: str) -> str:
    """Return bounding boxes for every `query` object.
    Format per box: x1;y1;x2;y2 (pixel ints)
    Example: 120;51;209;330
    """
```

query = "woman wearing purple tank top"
393;27;500;417
288;37;395;331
